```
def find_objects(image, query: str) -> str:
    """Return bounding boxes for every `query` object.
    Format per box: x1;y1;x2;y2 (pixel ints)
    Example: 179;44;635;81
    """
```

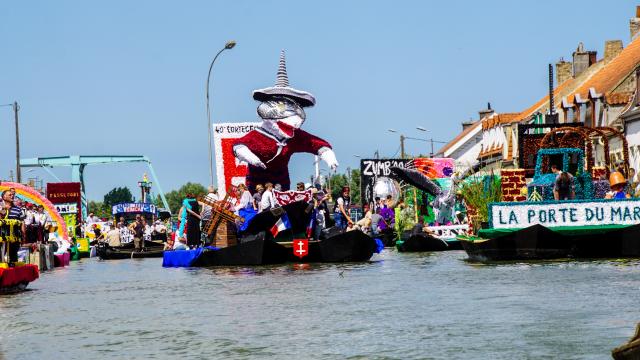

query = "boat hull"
287;230;378;263
191;236;289;266
396;234;462;252
461;224;640;261
96;241;165;260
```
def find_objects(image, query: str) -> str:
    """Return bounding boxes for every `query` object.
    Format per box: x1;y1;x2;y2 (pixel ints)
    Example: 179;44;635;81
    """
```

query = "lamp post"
206;40;236;188
388;129;405;159
416;126;433;157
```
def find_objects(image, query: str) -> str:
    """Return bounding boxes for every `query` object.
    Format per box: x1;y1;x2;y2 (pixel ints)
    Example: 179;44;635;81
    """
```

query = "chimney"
572;42;597;77
631;6;640;40
556;58;572;84
604;40;624;62
478;102;494;120
461;120;474;131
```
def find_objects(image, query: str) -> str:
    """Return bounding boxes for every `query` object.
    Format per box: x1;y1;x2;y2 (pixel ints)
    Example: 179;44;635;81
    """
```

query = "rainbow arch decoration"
0;182;69;240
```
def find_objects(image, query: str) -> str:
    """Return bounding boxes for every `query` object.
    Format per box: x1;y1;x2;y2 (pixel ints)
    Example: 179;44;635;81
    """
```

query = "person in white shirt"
87;212;100;224
259;182;277;212
234;184;253;213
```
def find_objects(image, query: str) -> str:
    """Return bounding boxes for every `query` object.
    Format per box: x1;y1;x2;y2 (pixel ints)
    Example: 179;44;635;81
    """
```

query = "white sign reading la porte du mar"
490;199;640;229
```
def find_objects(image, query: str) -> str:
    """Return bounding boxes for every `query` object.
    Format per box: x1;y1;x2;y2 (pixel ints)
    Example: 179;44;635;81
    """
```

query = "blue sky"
1;1;638;200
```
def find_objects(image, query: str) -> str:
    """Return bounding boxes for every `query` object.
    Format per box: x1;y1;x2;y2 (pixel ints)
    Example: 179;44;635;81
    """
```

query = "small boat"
0;264;39;294
396;233;462;252
612;323;640;360
96;240;165;260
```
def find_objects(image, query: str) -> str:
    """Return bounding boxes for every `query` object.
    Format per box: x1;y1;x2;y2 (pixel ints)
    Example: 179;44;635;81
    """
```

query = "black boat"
396;233;462;252
162;200;382;267
191;232;289;266
459;224;640;262
96;240;165;260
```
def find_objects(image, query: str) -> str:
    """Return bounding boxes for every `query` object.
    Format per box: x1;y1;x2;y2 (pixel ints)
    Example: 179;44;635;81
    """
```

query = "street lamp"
206;40;236;187
388;129;405;159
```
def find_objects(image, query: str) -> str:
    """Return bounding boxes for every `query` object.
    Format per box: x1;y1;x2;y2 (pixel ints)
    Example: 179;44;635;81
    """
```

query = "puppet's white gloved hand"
318;147;339;171
233;145;267;169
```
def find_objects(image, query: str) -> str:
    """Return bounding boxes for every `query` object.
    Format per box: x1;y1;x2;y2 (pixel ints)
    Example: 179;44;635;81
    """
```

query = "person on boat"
178;194;201;249
92;224;104;241
234;184;253;213
252;184;264;211
553;171;575;200
606;172;631;199
333;186;353;230
87;212;99;224
260;182;277;212
355;203;372;233
0;189;26;266
105;225;121;247
369;208;386;237
129;215;145;252
411;217;426;236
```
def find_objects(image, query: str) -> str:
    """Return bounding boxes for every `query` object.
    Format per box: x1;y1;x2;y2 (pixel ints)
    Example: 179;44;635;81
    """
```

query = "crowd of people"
0;188;54;265
96;214;168;252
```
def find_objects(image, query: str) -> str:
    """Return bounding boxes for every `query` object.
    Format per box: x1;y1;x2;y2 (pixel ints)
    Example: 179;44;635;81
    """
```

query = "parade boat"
0;264;39;294
458;141;640;261
96;202;169;260
96;240;165;260
0;218;39;293
163;201;381;267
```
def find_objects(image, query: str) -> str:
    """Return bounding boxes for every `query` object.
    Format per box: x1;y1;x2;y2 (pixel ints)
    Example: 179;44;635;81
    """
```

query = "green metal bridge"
19;155;170;220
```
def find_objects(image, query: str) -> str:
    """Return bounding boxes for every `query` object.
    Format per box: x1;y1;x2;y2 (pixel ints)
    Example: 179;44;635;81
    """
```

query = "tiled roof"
481;113;522;130
437;121;480;155
606;91;634;105
567;35;640;103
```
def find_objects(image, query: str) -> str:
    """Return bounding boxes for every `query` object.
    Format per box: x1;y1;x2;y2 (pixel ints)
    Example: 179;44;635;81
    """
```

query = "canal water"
0;250;639;359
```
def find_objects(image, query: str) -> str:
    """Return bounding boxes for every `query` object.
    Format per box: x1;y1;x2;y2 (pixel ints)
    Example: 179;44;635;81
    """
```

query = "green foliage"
103;187;133;207
88;200;110;219
164;182;207;214
459;175;502;224
326;168;361;205
395;206;416;239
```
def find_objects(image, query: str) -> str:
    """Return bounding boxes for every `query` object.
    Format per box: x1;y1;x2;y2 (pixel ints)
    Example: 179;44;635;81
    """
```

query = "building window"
585;101;594;127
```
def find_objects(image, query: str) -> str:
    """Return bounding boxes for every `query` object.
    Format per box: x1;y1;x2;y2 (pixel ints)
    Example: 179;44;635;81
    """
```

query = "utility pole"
400;135;406;159
13;101;21;183
430;139;434;158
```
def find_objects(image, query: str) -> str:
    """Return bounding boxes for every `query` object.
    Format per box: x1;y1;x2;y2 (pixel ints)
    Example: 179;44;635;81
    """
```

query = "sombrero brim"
253;86;316;107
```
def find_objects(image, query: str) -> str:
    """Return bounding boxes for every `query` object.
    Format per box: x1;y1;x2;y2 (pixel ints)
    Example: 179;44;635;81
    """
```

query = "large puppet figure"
233;51;338;191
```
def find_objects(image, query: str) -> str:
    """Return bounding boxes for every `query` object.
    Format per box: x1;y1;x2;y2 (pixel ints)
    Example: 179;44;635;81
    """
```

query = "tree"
164;182;207;214
103;187;133;207
327;168;361;205
88;200;110;219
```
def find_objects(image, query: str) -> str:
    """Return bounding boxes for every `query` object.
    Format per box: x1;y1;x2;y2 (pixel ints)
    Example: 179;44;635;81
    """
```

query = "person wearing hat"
233;50;338;192
606;172;631;199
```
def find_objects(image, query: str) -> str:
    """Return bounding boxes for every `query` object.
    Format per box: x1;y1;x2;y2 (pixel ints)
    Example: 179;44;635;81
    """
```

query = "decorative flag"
293;239;309;258
270;213;292;238
306;209;315;238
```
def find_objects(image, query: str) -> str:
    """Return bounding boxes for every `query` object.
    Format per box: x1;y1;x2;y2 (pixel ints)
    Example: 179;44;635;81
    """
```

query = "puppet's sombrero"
252;50;316;108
